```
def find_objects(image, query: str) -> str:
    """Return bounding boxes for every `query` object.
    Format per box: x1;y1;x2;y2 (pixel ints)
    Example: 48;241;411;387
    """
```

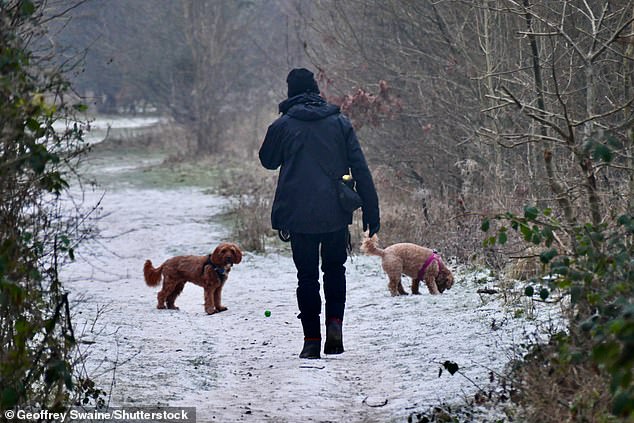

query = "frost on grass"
64;128;562;421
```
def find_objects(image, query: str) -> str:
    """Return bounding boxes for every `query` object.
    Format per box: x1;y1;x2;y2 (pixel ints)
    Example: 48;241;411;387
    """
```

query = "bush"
483;207;634;420
0;0;96;412
214;158;277;253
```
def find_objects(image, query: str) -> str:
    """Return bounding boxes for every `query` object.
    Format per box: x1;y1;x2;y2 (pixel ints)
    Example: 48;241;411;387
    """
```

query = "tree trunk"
523;0;576;229
623;8;634;215
581;64;602;227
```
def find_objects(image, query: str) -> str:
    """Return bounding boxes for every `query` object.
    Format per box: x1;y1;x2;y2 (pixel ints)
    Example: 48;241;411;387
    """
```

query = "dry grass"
212;157;278;253
503;245;544;281
370;165;502;265
512;336;617;423
211;156;510;262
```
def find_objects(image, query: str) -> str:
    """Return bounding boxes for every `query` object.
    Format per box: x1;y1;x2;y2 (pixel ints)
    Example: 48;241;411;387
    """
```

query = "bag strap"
314;155;339;181
314;117;351;181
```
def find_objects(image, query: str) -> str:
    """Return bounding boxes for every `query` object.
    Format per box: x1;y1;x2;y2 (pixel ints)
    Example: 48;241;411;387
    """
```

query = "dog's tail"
360;235;385;257
143;260;163;287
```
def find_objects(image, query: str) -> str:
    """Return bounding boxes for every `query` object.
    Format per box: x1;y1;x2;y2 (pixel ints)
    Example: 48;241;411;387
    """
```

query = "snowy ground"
62;125;562;422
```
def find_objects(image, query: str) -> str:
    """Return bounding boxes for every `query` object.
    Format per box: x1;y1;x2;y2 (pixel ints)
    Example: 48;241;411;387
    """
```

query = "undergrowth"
482;208;634;422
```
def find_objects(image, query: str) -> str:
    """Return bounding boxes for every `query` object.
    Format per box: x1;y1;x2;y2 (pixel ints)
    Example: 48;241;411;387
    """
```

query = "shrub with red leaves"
317;72;402;130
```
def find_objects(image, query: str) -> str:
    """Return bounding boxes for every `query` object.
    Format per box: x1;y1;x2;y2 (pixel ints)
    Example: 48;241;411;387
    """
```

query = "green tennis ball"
264;310;271;317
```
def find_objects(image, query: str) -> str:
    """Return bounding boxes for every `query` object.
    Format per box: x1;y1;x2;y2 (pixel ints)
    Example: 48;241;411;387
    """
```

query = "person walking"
259;68;380;359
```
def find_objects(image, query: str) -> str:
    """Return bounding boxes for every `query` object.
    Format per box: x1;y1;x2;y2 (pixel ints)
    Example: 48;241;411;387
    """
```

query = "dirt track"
64;183;552;422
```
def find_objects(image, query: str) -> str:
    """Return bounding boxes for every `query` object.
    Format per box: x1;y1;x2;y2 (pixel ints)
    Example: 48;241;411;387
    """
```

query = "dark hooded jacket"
259;93;380;234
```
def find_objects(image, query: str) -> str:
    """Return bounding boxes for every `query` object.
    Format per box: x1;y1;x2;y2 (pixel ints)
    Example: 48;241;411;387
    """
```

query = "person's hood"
278;93;340;121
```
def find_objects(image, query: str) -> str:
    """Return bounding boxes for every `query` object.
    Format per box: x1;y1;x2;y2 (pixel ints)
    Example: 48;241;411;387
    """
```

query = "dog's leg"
424;274;441;295
166;281;185;310
157;283;169;309
204;286;216;315
397;280;408;295
214;286;227;312
387;273;407;296
156;291;166;309
411;278;422;295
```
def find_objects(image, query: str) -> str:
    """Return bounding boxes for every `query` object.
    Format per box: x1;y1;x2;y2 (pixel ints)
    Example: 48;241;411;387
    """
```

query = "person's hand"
363;221;380;237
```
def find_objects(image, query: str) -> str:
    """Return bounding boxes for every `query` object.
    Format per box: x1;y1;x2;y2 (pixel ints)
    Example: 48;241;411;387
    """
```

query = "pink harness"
417;251;441;281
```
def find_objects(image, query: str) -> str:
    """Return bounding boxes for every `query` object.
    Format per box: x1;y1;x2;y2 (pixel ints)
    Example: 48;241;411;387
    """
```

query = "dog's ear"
211;244;224;264
446;272;454;290
438;265;454;291
229;244;242;264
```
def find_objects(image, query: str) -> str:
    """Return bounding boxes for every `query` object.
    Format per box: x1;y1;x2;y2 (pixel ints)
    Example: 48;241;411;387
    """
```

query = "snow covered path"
61;181;550;423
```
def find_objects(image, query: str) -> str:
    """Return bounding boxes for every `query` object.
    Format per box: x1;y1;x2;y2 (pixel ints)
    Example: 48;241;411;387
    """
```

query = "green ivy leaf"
593;143;613;163
1;387;18;409
570;285;582;304
592;341;619;364
542;226;554;247
73;103;88;112
540;248;558;264
481;219;490;232
482;236;496;247
539;288;549;300
580;316;596;332
520;224;532;241
612;390;634;416
15;318;30;335
524;206;539;221
531;230;542;245
525;286;534;296
20;0;35;16
26;117;40;132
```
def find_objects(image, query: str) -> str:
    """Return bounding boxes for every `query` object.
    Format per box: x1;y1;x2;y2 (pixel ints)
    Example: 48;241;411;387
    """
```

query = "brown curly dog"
143;243;242;314
361;235;454;296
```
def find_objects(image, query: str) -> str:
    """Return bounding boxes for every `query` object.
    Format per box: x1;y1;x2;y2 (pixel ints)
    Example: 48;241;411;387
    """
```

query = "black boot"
299;339;321;359
324;318;344;354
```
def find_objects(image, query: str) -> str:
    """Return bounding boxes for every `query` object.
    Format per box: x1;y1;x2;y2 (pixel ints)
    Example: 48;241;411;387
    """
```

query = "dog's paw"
205;307;217;315
216;306;228;312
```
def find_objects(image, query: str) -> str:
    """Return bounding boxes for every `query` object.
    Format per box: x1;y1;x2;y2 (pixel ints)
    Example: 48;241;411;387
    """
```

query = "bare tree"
180;0;306;154
483;1;634;230
298;0;633;254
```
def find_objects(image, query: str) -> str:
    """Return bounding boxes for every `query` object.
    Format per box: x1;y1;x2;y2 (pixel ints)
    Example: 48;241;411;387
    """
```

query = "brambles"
1;0;96;412
482;207;634;419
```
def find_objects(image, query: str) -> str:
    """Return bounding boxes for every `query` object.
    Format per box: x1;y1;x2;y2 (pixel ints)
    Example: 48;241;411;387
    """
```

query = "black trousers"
290;228;348;339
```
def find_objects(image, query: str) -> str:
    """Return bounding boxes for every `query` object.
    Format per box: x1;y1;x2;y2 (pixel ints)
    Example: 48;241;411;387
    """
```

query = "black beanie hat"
286;68;320;98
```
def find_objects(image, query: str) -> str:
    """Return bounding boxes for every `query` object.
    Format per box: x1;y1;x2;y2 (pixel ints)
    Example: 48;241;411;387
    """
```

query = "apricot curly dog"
361;235;454;296
143;243;242;314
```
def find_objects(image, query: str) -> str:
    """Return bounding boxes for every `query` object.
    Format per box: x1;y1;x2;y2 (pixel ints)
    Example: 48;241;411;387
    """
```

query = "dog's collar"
417;250;441;280
202;254;227;277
